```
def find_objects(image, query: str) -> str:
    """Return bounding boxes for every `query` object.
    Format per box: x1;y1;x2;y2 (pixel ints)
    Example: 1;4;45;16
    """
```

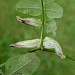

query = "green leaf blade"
16;0;41;16
45;2;63;19
0;69;4;75
5;53;40;75
45;20;57;36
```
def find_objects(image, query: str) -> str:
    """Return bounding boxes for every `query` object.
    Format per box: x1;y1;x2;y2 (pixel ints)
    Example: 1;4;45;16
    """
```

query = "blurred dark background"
0;0;75;75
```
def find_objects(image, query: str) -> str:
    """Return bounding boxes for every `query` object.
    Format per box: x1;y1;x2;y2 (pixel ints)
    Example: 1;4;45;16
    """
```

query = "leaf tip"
9;44;15;47
16;16;23;23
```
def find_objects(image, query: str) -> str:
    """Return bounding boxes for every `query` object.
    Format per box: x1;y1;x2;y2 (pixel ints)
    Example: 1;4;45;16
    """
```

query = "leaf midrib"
17;7;62;14
9;57;37;75
45;9;62;14
17;7;41;9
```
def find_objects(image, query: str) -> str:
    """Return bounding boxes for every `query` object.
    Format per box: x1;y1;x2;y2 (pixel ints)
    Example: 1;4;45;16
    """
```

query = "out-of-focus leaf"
45;20;57;36
0;69;4;75
45;2;63;18
0;62;6;68
5;53;40;75
16;0;41;16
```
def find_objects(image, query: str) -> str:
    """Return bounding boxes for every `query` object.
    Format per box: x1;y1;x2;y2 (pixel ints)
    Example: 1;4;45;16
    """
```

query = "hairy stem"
40;0;45;50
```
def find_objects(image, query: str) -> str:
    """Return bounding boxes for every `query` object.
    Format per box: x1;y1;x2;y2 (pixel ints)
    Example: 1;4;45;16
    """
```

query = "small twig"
66;55;75;61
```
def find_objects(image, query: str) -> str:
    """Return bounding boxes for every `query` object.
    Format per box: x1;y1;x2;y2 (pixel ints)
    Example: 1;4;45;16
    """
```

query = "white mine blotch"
10;39;40;49
43;37;66;59
16;16;42;28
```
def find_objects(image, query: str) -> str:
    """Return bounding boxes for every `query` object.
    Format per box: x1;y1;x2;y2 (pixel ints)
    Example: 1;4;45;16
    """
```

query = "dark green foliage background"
0;0;75;75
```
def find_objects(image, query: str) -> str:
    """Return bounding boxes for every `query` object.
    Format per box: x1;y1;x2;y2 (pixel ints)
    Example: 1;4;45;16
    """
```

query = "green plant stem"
40;0;44;50
28;49;75;61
